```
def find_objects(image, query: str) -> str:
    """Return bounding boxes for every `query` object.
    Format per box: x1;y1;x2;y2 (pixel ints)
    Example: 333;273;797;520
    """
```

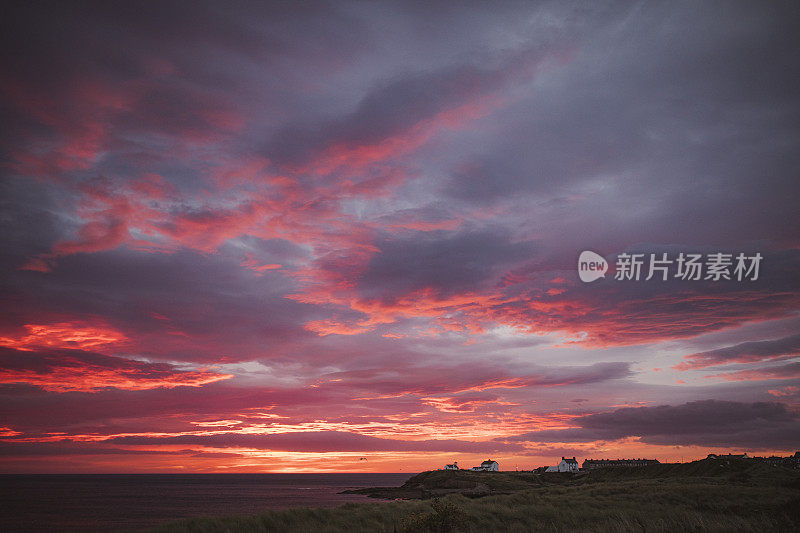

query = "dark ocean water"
0;473;414;532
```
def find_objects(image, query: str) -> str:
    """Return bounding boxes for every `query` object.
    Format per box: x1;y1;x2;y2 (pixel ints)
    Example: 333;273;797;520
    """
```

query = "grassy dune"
144;460;800;532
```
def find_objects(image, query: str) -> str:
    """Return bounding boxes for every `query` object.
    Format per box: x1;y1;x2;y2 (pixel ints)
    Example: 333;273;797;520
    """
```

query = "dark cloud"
0;244;317;362
504;400;800;450
264;47;546;168
707;361;800;382
314;361;632;398
0;381;339;433
441;2;800;250
0;441;190;457
358;228;537;299
675;333;800;370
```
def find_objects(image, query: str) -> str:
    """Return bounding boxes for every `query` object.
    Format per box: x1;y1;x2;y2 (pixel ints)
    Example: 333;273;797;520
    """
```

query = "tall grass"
144;475;799;532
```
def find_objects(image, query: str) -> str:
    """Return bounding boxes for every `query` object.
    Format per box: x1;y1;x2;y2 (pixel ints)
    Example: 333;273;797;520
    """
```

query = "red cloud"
768;386;799;397
293;272;800;347
421;395;519;413
304;319;373;337
0;322;127;352
13;45;551;284
102;430;526;454
0;347;233;392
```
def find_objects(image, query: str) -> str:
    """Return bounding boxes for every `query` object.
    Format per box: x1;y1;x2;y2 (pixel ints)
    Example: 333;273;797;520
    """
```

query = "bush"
399;498;469;533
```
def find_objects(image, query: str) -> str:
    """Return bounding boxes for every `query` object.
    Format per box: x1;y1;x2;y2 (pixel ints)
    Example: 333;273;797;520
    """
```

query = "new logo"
578;251;608;282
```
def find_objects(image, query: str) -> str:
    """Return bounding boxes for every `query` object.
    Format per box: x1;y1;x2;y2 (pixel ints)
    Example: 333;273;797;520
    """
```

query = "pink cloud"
0;347;233;392
768;386;799;397
0;322;127;352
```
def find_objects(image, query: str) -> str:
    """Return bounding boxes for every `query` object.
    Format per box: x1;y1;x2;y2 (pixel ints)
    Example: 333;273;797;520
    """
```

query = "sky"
1;0;799;473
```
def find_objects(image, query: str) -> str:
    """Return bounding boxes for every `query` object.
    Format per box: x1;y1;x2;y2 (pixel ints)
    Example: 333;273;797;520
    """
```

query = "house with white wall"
545;457;579;472
470;459;499;471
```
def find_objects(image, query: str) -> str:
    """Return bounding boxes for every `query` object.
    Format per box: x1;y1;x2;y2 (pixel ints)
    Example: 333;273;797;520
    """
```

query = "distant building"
749;452;800;469
582;458;660;470
545;457;580;473
443;461;459;470
761;456;785;467
470;459;499;471
707;453;749;459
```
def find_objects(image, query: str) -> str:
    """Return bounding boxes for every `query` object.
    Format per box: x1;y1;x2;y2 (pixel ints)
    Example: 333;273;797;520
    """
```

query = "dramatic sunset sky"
1;1;799;473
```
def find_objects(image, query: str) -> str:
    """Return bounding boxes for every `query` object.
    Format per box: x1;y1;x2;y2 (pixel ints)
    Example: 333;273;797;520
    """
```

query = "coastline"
144;459;800;532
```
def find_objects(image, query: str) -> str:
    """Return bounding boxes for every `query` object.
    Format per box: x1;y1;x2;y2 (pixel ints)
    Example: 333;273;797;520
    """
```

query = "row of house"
441;452;800;474
754;453;800;468
544;452;800;472
541;456;660;472
442;459;499;471
709;451;800;468
444;456;656;473
582;458;661;470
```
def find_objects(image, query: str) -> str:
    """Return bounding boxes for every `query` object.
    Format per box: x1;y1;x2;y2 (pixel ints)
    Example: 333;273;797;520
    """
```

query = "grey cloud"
441;2;800;246
358;227;537;299
709;361;800;382
676;333;800;370
504;400;800;450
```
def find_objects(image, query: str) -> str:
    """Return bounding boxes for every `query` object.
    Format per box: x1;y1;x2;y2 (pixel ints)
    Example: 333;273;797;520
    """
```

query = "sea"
0;473;414;532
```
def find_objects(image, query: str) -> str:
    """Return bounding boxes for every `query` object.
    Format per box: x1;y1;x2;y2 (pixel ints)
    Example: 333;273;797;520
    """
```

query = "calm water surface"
0;473;413;532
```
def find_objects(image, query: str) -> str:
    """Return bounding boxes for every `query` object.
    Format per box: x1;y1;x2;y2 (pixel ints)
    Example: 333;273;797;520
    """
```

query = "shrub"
399;498;469;533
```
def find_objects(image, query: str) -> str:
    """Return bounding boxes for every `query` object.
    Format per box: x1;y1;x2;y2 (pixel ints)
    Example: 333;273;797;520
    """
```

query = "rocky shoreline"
341;469;546;500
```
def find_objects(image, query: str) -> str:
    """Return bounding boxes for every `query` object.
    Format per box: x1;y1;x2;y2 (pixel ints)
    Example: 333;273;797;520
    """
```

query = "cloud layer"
504;400;800;450
0;1;798;472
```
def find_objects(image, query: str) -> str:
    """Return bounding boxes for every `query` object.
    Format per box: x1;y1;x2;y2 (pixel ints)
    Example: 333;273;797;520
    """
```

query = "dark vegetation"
144;458;800;532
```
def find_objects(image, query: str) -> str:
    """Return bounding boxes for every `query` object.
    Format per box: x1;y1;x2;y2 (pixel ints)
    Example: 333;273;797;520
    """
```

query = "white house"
443;461;459;470
470;459;499;471
546;457;579;473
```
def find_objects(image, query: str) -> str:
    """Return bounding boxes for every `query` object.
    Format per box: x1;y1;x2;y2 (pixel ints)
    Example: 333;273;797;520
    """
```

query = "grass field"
144;460;800;532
